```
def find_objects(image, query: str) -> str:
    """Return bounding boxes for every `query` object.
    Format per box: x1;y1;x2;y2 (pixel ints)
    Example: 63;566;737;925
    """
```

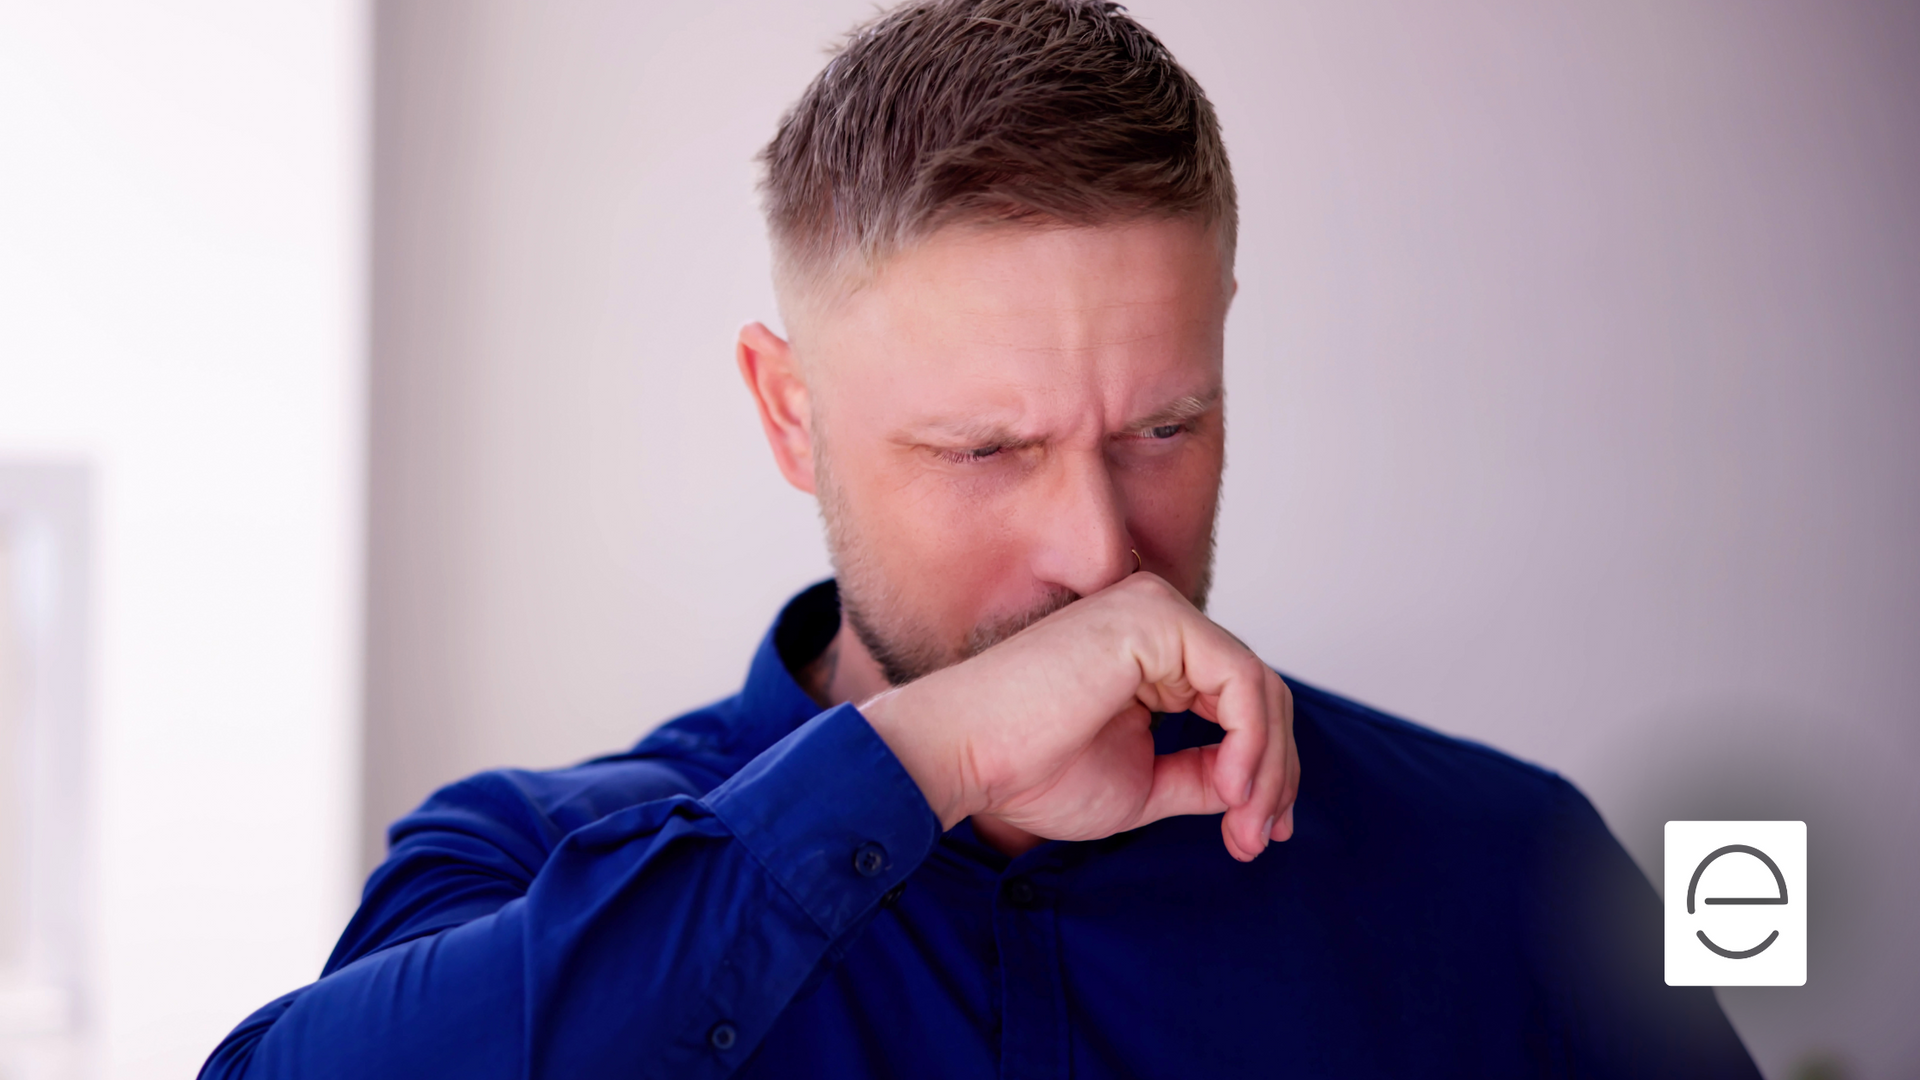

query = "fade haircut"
759;0;1236;314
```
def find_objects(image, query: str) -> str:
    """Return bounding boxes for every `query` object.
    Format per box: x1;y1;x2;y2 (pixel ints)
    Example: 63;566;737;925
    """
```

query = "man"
204;1;1760;1076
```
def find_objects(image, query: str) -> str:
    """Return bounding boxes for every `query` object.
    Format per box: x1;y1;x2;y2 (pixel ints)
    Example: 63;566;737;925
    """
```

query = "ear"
736;321;817;494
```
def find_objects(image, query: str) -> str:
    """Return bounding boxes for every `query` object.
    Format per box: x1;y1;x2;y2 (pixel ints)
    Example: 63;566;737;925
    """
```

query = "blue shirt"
203;581;1758;1079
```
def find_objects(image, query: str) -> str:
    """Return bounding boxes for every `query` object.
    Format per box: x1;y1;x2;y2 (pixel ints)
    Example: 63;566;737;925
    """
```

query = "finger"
1136;745;1230;827
1110;576;1278;857
1182;646;1271;813
1212;672;1271;855
1232;666;1294;854
1124;586;1274;845
1220;813;1255;863
1266;671;1298;842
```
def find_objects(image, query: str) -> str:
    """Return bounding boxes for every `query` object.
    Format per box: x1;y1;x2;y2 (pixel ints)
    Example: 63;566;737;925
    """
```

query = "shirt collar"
735;578;843;742
730;579;1222;873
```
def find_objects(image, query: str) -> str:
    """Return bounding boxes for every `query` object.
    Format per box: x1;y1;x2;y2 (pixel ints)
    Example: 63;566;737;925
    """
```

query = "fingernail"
1261;815;1275;849
1279;805;1295;838
1242;778;1254;804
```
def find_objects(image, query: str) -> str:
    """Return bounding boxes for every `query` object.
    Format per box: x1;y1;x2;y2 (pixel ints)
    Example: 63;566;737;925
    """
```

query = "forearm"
219;827;828;1078
201;704;939;1080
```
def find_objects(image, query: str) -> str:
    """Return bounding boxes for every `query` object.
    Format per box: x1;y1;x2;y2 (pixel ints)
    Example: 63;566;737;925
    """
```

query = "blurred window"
0;524;21;970
0;465;89;1078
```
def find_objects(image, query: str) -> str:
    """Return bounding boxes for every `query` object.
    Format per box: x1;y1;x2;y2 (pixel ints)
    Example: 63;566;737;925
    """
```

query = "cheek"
861;466;1003;553
844;455;1023;591
1119;442;1223;560
856;459;1079;630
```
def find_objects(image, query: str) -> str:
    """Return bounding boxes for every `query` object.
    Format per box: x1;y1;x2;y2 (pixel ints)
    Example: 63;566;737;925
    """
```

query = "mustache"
963;586;1082;658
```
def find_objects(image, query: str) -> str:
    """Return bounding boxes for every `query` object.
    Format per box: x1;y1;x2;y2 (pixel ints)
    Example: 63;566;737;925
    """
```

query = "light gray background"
366;3;1920;1076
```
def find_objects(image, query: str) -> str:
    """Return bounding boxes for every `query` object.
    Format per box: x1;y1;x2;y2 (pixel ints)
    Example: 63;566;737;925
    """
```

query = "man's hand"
859;574;1298;862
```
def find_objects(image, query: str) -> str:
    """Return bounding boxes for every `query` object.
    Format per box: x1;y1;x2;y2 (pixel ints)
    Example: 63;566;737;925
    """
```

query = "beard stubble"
813;424;1214;687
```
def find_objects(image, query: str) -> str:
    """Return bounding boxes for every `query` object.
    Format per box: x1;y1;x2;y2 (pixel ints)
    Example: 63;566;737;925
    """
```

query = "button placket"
1002;876;1037;908
993;869;1066;1078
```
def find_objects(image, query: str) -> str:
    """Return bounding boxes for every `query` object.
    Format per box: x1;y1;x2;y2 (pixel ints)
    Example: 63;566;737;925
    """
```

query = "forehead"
804;218;1230;407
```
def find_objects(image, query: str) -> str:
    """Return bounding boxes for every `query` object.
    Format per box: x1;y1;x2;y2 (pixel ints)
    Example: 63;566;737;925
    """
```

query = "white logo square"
1664;820;1806;986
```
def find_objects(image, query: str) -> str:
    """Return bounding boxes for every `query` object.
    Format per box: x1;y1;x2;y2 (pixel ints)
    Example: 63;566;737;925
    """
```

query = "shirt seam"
707;798;843;943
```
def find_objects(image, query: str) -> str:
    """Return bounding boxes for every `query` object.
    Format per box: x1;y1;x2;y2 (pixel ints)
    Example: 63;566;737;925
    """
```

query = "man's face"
795;218;1231;684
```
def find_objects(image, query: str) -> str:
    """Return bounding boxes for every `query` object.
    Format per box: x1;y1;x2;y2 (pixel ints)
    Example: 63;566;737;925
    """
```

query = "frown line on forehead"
895;384;1223;448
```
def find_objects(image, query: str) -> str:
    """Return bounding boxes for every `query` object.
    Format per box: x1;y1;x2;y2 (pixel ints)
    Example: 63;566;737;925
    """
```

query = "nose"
1025;449;1134;597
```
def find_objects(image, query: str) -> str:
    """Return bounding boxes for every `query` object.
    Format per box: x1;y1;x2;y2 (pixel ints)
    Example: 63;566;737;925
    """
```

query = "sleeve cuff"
703;703;940;938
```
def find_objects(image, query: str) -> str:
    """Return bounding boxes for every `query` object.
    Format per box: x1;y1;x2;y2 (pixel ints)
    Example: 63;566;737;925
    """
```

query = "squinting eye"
942;445;1003;464
1145;424;1185;439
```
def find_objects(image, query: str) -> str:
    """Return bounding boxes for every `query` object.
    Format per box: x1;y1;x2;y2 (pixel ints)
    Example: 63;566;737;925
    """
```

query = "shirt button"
853;841;890;877
708;1022;738;1051
1003;876;1037;908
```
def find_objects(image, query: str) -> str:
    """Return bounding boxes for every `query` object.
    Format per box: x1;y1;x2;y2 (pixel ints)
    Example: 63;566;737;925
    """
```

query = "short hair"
759;0;1236;310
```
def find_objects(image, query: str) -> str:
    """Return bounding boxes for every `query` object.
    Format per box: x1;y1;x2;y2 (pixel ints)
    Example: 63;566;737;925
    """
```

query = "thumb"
1135;745;1233;828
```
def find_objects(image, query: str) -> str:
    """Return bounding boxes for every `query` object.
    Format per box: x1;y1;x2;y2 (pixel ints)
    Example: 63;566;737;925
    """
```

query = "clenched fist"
860;573;1298;862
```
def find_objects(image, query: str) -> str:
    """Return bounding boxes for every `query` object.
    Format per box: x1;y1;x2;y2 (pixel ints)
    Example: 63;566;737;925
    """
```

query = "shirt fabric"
202;580;1760;1079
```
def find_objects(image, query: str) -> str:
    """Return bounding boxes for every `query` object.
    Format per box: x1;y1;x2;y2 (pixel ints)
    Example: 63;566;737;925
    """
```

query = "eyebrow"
902;385;1224;449
1121;386;1223;432
905;417;1040;450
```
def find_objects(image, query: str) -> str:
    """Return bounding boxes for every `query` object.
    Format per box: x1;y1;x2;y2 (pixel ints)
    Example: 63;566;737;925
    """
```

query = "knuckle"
1127;571;1179;604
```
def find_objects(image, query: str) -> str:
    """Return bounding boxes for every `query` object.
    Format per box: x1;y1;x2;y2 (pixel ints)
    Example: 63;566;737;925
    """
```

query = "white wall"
0;3;367;1077
1177;7;1920;1077
365;0;865;866
366;3;1919;1078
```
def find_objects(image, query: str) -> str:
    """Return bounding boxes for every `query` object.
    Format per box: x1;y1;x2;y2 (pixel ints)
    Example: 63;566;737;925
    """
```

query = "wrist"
857;688;975;830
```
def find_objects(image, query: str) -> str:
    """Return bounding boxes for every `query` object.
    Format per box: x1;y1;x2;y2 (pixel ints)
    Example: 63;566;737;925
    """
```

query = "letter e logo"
1665;821;1806;986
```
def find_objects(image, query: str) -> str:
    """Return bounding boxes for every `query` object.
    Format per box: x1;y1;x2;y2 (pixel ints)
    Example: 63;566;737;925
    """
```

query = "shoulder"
1282;672;1582;830
329;694;754;972
1275;673;1620;930
392;693;756;858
